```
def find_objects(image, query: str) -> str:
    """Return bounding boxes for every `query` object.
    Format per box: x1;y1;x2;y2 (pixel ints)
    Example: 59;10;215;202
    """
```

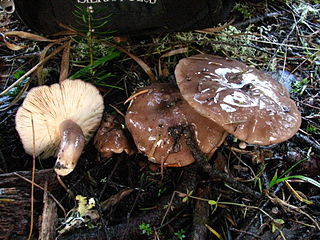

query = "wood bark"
39;181;57;240
0;169;58;239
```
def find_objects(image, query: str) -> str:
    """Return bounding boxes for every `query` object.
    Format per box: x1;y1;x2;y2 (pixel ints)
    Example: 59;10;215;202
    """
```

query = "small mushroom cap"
175;54;301;145
15;79;104;158
125;83;226;167
94;115;136;159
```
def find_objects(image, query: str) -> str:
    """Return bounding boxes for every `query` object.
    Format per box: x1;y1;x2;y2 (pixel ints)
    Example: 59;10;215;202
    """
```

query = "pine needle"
27;113;36;240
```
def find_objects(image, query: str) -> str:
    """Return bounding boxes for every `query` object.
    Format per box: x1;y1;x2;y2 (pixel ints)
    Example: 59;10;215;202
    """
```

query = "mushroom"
125;83;227;167
15;79;104;176
94;114;136;159
175;54;301;145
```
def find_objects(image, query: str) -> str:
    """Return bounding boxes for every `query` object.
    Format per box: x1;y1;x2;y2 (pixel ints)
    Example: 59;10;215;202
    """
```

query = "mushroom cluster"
16;79;104;176
124;54;301;167
18;55;300;173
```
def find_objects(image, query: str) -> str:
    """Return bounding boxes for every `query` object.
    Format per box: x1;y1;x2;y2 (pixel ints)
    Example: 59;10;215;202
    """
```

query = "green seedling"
181;189;194;203
71;6;121;89
174;229;186;240
139;223;153;236
4;70;29;98
157;187;167;197
306;125;319;134
291;78;309;95
13;69;26;80
271;219;287;240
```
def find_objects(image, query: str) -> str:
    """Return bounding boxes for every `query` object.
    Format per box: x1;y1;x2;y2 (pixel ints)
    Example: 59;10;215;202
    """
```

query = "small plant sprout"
174;229;186;240
306;125;318;134
4;70;29;98
271;219;286;239
71;5;121;89
291;78;309;95
139;223;153;236
179;189;194;203
157;187;167;197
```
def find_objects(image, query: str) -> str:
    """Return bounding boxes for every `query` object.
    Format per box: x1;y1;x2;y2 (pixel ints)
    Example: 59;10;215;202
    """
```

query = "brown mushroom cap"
175;54;301;145
15;79;104;175
94;114;136;159
125;83;227;167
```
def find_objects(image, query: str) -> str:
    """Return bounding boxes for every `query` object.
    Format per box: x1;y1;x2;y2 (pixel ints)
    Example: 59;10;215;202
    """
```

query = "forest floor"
0;0;320;239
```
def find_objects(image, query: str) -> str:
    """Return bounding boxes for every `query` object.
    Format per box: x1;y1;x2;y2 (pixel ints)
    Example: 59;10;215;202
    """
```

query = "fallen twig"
191;186;210;240
293;133;320;155
233;11;286;27
180;125;262;200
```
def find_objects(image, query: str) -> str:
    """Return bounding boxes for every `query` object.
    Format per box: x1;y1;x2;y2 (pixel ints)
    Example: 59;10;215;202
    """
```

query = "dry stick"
27;114;36;240
252;38;319;51
230;227;261;239
181;126;262;200
233;11;285;27
39;181;58;240
195;17;235;34
98;157;122;200
293;133;320;155
158;47;188;77
108;104;125;118
0;43;67;97
59;40;72;83
192;186;211;240
299;101;320;111
56;175;76;199
0;149;7;172
159;189;179;227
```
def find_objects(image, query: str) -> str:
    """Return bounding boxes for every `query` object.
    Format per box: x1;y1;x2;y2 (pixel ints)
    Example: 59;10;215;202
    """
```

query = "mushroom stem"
54;120;85;176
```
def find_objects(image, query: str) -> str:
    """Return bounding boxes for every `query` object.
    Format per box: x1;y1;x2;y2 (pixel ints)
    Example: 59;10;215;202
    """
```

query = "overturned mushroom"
94;114;136;159
15;79;104;176
125;83;227;167
175;54;301;145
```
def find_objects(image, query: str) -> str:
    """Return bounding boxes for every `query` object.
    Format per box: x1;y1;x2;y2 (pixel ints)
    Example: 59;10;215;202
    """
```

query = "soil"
0;0;319;239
